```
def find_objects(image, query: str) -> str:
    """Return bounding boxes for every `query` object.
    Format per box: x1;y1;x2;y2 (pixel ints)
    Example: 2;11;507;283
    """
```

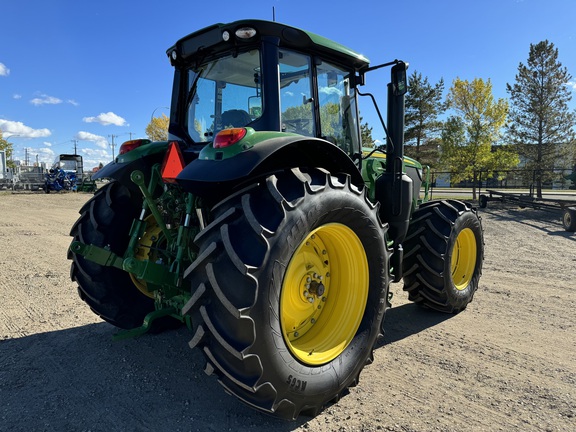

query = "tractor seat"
221;109;252;128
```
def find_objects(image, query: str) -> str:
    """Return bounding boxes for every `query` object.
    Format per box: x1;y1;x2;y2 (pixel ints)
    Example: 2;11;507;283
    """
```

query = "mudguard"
93;142;169;187
175;135;363;197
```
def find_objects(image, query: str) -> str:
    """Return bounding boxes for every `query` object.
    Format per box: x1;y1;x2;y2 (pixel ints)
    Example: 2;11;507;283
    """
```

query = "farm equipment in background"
43;166;77;192
44;154;97;193
479;189;576;231
68;20;484;420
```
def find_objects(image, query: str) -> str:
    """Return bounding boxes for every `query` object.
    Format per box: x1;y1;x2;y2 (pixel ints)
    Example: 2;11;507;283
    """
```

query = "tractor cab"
167;20;368;163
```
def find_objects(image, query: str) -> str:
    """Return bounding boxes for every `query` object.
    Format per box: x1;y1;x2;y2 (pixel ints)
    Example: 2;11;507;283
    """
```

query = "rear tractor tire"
402;200;484;313
183;168;390;419
68;181;156;329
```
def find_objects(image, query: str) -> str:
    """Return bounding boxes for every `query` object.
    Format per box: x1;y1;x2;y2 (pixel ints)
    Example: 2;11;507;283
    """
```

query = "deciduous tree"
145;114;169;141
442;78;518;199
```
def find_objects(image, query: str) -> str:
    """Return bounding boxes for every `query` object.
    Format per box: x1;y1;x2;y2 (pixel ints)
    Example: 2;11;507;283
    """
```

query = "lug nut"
294;332;299;337
308;297;314;303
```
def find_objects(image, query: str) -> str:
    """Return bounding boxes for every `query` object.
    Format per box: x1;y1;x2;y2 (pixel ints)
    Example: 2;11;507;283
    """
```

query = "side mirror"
391;61;408;96
248;96;262;118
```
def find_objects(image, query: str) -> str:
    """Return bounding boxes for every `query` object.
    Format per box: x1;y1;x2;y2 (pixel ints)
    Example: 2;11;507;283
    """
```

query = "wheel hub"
129;216;163;298
451;227;477;291
280;223;369;365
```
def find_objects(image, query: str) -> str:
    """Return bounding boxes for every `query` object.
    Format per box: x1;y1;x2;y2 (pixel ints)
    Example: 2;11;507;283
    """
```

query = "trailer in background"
479;189;576;232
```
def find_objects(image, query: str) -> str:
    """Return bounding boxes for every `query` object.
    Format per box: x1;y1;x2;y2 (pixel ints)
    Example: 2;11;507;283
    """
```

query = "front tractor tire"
183;168;390;419
68;181;155;329
402;200;484;313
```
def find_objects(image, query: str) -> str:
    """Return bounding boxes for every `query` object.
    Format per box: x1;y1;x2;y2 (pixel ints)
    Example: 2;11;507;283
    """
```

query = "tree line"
401;40;576;199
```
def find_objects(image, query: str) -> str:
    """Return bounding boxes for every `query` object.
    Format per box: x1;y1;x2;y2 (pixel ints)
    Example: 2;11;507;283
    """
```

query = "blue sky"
1;0;575;169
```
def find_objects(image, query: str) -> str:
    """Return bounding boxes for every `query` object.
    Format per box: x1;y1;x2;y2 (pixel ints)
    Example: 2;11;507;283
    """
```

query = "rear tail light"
161;141;185;183
213;128;247;148
119;139;151;155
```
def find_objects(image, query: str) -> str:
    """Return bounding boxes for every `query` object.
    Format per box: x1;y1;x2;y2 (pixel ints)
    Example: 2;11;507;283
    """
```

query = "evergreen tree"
404;137;440;169
506;40;576;197
360;116;374;148
405;71;445;159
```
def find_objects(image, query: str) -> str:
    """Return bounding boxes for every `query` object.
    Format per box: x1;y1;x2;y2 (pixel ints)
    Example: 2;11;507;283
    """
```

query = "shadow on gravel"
0;323;307;432
480;204;575;240
378;303;454;347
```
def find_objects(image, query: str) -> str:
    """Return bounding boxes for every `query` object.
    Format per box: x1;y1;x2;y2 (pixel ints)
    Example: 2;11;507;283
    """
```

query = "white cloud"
75;131;109;149
0;119;51;138
82;148;110;158
568;81;576;91
30;94;63;106
13;94;22;100
0;62;9;76
35;147;56;165
43;141;53;147
11;145;55;166
67;99;79;106
81;148;112;169
83;111;127;126
319;86;343;97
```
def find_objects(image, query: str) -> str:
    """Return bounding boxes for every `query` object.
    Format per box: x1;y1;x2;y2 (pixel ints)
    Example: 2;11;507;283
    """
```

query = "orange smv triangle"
161;141;185;184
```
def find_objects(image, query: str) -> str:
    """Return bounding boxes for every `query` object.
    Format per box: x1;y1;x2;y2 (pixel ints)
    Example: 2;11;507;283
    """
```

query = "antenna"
272;6;275;22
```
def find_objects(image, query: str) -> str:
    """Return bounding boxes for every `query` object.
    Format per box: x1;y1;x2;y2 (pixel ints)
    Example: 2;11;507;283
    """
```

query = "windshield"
185;50;262;142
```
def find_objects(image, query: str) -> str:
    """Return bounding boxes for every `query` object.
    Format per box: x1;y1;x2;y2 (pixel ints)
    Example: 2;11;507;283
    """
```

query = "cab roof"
167;19;370;71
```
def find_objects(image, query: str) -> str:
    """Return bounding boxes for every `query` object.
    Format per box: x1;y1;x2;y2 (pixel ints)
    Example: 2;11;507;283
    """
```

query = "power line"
108;134;118;160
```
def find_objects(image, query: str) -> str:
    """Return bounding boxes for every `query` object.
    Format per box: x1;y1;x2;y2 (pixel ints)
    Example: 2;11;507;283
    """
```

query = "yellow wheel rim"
129;216;162;298
451;228;477;291
280;223;369;365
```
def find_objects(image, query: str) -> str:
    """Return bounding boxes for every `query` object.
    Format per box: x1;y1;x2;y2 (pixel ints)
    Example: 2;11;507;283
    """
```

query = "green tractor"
68;20;483;419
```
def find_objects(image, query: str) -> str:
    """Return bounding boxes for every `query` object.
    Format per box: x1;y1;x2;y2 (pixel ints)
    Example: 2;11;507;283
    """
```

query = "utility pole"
108;134;118;160
72;139;78;155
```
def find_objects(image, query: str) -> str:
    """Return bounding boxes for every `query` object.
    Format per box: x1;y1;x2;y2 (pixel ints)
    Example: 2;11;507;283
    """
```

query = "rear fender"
93;141;169;188
175;136;363;197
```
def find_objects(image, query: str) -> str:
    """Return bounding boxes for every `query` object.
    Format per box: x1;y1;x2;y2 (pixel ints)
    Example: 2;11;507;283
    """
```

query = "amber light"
213;128;247;149
161;141;185;183
119;139;151;155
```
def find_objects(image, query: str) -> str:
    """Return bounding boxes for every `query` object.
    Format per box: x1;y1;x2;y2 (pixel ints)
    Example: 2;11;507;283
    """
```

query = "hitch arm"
70;241;124;269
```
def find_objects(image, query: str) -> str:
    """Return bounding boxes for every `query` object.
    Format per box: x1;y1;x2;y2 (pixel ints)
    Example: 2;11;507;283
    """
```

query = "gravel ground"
1;191;574;431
